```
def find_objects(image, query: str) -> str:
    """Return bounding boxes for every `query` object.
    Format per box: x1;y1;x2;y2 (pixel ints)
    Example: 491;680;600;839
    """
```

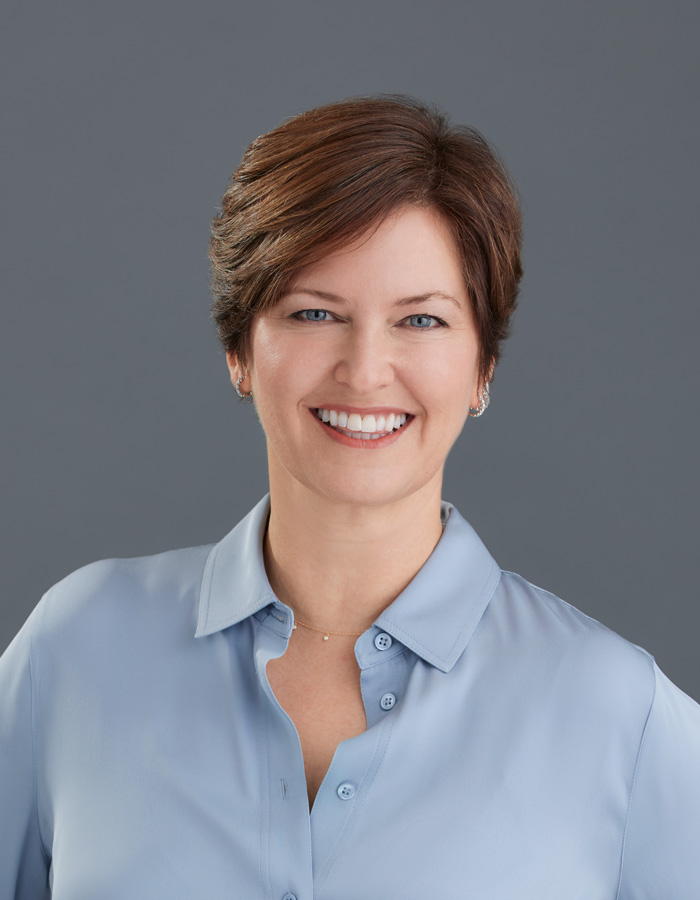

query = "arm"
617;663;700;898
0;605;51;899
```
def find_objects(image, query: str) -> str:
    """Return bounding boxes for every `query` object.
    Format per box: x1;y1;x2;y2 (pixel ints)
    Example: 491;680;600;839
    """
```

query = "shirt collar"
196;493;501;673
196;494;275;638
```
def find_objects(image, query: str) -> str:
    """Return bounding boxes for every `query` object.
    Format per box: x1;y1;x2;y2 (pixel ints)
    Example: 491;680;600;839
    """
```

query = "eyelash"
290;309;448;329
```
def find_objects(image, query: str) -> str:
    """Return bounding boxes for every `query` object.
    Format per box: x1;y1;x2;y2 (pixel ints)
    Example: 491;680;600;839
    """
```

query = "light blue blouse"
2;493;700;899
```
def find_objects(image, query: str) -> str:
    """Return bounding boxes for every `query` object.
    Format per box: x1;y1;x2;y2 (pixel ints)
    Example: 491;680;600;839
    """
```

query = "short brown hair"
209;95;522;386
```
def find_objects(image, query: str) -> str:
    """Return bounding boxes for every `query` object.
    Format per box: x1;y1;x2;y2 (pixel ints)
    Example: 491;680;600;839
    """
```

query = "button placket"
354;629;409;731
256;622;314;900
309;634;404;885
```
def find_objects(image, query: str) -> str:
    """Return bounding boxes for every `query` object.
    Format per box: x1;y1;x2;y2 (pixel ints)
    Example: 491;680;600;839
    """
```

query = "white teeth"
361;414;377;433
315;408;411;439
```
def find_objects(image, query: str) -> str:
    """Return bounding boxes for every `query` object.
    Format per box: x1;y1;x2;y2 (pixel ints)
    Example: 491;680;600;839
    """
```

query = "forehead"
285;206;466;300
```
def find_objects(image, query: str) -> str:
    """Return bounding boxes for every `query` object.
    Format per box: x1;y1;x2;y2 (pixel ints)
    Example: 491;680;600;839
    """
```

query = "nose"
333;323;396;395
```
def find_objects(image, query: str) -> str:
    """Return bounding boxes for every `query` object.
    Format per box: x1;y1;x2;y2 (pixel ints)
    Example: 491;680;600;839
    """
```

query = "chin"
305;471;426;509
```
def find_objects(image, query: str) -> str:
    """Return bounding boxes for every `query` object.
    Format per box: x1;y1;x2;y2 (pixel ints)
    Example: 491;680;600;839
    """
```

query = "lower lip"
309;408;414;449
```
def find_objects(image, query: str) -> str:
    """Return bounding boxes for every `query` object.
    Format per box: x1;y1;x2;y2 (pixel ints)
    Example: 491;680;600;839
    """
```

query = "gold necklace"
291;615;364;641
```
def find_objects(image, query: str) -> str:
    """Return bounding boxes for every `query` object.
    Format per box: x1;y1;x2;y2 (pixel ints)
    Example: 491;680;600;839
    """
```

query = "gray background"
2;1;699;697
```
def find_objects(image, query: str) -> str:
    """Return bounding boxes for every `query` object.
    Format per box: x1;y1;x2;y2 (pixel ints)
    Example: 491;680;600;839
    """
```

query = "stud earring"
235;374;253;399
469;382;490;417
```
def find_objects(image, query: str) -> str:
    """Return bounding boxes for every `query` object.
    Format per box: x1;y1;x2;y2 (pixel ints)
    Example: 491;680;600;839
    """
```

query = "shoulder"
0;541;214;726
488;569;658;718
31;542;215;650
494;568;654;669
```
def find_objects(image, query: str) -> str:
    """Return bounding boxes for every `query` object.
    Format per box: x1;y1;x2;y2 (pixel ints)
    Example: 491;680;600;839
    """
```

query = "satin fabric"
2;493;699;899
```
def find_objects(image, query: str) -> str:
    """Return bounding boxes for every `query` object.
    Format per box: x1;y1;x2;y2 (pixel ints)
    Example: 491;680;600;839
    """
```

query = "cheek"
250;323;287;381
411;342;478;412
251;325;332;413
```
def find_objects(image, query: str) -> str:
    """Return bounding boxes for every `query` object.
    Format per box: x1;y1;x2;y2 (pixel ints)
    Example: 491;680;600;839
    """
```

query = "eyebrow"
285;287;463;309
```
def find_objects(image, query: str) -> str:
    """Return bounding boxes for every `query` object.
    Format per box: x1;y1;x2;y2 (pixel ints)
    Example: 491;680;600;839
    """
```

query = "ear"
470;361;495;410
226;352;244;389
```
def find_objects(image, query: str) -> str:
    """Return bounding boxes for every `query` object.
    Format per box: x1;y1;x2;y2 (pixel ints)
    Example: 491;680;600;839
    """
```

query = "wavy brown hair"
209;95;523;387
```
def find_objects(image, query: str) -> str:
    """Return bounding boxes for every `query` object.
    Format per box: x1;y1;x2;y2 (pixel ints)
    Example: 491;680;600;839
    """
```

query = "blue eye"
408;314;444;328
293;309;330;322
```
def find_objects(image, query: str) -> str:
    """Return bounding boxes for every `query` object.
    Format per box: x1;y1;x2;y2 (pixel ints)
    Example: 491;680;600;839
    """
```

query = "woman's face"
228;205;483;509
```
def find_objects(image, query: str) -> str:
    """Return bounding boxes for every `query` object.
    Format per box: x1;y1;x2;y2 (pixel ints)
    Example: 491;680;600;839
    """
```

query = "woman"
2;96;699;899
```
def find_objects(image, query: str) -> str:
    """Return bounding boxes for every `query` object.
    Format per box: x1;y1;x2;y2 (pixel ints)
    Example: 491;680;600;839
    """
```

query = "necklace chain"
291;615;364;641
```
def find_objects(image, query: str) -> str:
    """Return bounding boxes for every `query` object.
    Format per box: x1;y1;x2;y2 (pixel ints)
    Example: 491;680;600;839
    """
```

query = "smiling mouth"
312;408;414;441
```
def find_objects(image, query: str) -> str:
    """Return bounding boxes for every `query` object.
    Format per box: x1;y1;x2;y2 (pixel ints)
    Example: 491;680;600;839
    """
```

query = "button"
282;894;297;900
380;692;396;710
374;632;393;650
337;782;356;800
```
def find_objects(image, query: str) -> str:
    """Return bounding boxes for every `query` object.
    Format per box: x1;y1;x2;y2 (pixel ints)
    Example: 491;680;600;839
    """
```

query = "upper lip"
311;405;413;416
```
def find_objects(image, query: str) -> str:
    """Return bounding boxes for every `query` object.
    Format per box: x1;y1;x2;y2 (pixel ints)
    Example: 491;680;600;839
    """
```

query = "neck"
262;471;445;634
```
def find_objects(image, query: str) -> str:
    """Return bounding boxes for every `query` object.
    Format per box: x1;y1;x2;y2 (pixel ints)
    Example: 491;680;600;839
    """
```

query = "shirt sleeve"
0;604;51;900
618;662;700;898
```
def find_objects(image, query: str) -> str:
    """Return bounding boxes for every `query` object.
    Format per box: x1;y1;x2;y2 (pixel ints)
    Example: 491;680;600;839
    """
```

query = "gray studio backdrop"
2;1;699;697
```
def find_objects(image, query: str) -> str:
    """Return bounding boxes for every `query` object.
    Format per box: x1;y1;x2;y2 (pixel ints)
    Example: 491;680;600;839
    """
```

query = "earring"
235;374;253;399
469;382;490;417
